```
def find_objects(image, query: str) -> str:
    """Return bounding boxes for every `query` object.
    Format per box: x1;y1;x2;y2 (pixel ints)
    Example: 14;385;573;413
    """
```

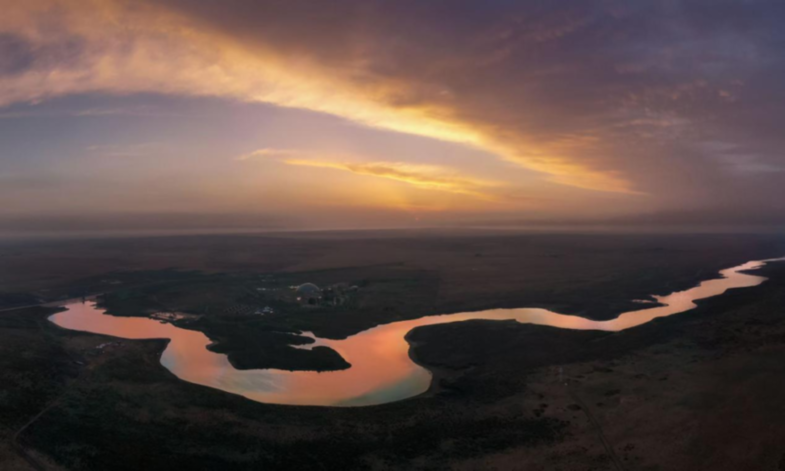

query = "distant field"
2;232;784;373
1;234;785;469
2;232;784;319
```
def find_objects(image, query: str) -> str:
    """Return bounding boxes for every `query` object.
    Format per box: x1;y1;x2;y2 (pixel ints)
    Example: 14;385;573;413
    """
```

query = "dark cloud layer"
156;0;785;207
0;34;34;74
3;0;785;228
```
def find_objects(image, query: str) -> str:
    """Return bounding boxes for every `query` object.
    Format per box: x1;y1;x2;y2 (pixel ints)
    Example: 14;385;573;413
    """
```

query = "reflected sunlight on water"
49;258;783;406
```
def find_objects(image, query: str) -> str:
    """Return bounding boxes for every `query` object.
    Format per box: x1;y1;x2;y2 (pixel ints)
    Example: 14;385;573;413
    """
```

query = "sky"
2;0;785;233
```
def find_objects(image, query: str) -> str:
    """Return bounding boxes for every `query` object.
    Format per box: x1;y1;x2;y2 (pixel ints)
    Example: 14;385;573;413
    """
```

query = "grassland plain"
2;233;784;373
1;232;785;469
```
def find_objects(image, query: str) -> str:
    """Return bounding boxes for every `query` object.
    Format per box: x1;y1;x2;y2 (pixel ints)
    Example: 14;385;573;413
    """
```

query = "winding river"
49;258;782;406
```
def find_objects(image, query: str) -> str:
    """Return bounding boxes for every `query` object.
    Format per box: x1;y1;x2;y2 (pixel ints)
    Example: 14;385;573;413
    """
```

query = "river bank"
47;258;782;406
2;264;784;469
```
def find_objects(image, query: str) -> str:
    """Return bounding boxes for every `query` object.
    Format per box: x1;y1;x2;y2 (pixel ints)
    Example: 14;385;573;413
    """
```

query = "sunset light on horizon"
3;0;785;234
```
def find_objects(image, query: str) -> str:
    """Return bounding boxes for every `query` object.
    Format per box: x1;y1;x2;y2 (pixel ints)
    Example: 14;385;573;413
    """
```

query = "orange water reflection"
49;258;782;406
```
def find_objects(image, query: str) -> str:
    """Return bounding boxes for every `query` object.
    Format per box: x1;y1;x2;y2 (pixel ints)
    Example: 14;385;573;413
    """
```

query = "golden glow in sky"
2;0;784;231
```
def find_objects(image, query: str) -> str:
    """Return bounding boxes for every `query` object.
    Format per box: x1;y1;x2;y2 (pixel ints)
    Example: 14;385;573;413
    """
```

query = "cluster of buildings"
294;282;359;307
251;281;359;316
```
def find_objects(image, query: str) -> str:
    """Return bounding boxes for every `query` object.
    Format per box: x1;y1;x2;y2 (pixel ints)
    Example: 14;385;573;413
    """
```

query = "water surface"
49;258;781;406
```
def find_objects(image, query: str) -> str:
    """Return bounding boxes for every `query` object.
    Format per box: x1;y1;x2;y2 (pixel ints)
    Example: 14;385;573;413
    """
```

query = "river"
49;258;782;406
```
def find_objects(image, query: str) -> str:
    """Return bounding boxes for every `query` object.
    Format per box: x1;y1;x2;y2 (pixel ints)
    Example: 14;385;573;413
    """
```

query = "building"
295;283;322;305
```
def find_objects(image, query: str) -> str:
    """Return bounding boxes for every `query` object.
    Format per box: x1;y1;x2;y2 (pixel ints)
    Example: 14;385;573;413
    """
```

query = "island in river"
2;231;785;470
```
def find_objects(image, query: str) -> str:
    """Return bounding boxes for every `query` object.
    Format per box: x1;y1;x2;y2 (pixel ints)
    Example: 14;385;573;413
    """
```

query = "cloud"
0;0;630;194
86;143;163;158
287;161;499;199
235;148;301;161
0;33;34;75
2;0;785;216
240;148;501;199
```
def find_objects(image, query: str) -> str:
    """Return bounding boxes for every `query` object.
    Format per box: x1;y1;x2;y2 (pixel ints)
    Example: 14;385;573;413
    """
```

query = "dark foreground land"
1;232;785;470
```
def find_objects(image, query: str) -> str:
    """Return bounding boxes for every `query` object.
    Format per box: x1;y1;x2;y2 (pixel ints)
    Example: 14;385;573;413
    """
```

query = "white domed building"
295;283;322;306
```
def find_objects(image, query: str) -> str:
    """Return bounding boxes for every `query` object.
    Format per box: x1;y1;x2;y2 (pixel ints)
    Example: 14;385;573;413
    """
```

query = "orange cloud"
235;148;301;161
240;149;501;199
0;0;635;195
288;160;500;199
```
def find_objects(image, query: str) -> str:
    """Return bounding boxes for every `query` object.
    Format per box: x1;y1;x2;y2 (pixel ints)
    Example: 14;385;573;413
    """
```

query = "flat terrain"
410;262;785;469
2;232;783;320
1;232;785;470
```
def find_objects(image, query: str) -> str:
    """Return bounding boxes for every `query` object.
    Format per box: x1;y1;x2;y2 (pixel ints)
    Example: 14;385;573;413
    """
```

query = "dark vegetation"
195;320;351;371
93;265;437;370
3;261;785;470
1;232;785;469
410;261;785;390
1;305;566;470
0;306;77;432
3;232;783;372
2;232;783;319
